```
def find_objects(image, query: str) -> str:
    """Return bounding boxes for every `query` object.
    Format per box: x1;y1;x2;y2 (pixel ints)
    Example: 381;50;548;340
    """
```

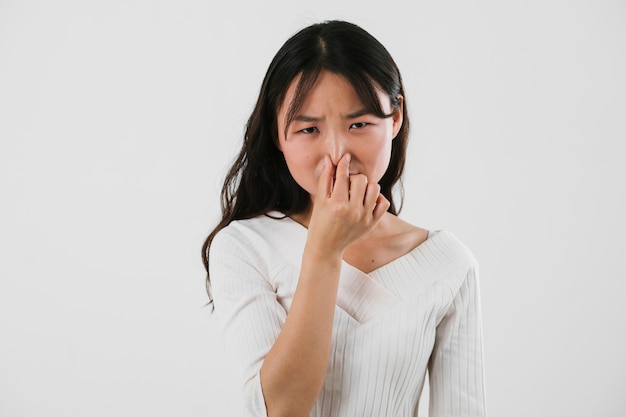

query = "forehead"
278;70;388;122
280;72;358;112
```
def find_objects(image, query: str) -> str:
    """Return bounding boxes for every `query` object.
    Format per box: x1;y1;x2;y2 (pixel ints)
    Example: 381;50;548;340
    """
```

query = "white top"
209;212;486;417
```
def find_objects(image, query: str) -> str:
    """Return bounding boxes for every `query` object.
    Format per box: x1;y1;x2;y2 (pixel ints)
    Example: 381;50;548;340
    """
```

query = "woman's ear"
391;95;404;139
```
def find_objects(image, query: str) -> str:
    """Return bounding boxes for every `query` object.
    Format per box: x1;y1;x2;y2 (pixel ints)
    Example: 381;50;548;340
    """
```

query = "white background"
1;0;625;416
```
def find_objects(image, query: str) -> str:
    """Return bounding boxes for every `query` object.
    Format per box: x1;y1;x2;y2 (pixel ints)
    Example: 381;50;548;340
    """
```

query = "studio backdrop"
1;1;624;416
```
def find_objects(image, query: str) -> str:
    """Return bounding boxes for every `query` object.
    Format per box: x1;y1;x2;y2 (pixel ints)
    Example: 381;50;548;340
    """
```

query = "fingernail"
346;153;351;163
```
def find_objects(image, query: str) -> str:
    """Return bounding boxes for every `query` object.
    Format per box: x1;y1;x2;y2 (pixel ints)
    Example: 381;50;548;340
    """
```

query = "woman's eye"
299;127;319;134
350;122;369;129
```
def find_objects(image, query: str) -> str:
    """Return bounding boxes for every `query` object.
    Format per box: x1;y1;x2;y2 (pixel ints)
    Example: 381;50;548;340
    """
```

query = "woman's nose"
326;131;346;166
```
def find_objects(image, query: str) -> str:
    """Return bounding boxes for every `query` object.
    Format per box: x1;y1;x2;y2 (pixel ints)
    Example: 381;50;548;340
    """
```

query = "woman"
203;20;486;417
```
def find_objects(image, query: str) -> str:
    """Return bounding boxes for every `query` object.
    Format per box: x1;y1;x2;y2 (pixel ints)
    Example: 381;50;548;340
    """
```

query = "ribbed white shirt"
210;212;486;417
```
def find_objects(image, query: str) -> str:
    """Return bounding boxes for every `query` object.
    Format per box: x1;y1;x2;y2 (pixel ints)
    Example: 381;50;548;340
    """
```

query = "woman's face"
276;71;403;200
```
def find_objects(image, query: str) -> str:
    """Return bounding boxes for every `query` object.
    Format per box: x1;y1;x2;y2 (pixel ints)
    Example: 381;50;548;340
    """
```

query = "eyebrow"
293;109;372;123
294;114;323;122
345;109;372;119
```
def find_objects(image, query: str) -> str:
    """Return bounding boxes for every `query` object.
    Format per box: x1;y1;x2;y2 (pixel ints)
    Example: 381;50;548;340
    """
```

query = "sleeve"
428;263;487;417
209;227;287;417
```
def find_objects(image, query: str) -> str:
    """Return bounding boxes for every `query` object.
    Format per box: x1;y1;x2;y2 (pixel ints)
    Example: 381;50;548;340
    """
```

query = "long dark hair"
202;20;410;303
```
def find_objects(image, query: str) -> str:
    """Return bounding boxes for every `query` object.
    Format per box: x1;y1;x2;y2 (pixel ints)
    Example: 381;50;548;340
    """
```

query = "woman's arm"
428;264;487;417
260;154;389;417
258;245;341;417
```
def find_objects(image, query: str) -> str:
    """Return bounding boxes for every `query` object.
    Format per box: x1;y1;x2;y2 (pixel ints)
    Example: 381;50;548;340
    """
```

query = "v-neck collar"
262;211;448;323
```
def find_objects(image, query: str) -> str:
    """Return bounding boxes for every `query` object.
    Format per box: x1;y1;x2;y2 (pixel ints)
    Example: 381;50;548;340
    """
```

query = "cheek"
284;147;315;171
372;146;393;177
282;146;322;191
356;139;393;183
375;127;395;172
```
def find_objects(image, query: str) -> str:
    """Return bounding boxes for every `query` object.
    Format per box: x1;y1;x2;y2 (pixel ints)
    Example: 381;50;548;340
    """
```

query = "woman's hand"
306;153;390;258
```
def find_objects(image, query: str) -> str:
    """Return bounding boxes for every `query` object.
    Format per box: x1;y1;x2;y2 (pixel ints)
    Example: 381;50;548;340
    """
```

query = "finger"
363;182;381;210
348;174;368;205
316;155;334;200
331;153;351;198
372;193;391;220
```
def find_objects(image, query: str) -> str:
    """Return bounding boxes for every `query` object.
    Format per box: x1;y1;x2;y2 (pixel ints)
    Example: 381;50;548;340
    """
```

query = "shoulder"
427;230;479;271
386;214;477;271
208;212;304;290
213;213;277;239
209;211;297;261
208;215;276;285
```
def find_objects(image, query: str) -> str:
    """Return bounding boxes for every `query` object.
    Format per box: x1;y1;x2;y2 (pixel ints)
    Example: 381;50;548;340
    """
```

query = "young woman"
203;20;486;417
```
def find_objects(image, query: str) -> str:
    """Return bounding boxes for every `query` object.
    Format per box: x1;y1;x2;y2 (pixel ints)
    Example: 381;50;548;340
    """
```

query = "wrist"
302;240;343;266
